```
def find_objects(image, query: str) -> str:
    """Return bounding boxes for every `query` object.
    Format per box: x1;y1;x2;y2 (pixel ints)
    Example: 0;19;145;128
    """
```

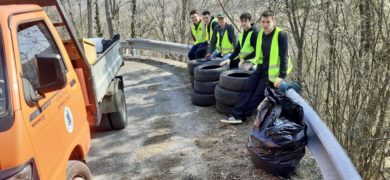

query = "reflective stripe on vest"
207;18;218;43
191;21;207;45
254;27;293;82
216;28;234;55
238;31;254;60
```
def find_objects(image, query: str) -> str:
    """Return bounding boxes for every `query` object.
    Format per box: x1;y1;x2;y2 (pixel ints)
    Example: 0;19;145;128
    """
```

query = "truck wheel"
66;160;92;180
108;88;128;130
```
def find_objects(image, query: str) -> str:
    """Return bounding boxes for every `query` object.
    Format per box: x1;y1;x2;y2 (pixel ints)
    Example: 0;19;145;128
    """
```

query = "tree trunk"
180;0;189;44
94;0;103;37
131;0;136;38
87;0;93;37
105;0;114;38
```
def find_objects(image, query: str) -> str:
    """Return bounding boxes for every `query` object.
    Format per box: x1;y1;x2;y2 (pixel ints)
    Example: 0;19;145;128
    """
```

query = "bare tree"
284;0;311;82
105;0;115;38
87;0;93;37
131;0;137;38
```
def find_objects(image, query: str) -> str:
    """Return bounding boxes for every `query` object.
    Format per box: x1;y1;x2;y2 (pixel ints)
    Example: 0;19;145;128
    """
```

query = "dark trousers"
231;68;269;119
188;42;208;60
229;59;240;69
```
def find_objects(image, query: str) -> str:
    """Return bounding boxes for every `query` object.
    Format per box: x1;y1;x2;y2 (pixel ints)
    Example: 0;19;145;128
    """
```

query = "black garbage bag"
102;34;121;52
247;87;307;177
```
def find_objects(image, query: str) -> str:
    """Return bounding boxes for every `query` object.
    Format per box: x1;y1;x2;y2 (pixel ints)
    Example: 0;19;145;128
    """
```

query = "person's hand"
253;116;261;130
238;60;244;68
220;59;230;66
205;53;211;60
274;78;301;94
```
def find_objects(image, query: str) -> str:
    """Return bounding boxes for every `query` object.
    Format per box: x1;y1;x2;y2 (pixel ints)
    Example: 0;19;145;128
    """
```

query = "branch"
218;0;240;32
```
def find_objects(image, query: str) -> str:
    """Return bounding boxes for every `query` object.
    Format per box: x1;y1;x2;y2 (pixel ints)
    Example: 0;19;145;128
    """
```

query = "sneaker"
220;116;243;124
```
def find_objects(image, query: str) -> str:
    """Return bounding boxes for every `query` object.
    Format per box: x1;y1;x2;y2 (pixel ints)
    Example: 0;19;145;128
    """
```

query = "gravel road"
87;56;320;180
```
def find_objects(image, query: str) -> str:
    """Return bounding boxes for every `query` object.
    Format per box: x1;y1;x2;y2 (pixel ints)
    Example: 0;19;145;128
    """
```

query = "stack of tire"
187;58;222;86
191;61;227;106
215;69;253;115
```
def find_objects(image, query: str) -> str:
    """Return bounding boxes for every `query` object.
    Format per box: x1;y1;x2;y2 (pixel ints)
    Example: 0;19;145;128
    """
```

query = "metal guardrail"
124;38;192;56
122;38;362;180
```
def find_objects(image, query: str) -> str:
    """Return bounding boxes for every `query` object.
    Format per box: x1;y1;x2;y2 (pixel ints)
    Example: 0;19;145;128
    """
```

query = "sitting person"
206;12;237;61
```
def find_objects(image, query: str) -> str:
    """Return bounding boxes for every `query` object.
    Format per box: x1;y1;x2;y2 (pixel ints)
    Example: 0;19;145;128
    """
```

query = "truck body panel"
0;1;125;179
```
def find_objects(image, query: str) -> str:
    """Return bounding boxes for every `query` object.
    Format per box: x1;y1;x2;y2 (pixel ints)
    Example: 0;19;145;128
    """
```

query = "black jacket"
258;28;288;79
207;23;237;54
229;25;259;61
207;17;218;41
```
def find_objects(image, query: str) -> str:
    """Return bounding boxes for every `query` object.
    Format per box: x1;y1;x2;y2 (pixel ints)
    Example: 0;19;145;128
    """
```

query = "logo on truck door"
64;106;74;133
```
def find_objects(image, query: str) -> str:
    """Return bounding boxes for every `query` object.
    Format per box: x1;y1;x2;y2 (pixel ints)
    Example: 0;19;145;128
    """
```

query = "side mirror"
36;53;67;94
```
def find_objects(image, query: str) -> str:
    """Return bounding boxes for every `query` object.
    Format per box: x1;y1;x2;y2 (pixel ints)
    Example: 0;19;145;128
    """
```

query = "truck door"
10;12;89;179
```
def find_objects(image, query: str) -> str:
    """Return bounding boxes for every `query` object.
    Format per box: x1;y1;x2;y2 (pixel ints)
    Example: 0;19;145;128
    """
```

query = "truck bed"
91;41;123;103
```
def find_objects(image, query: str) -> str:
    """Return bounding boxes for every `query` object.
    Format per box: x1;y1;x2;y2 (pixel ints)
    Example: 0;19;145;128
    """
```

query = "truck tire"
66;160;92;180
219;70;252;91
216;101;234;116
187;58;222;75
191;89;215;107
194;80;219;94
194;63;228;82
214;85;242;106
108;87;127;130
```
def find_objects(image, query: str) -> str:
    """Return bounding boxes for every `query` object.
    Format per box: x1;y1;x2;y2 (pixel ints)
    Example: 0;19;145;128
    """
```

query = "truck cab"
0;1;127;179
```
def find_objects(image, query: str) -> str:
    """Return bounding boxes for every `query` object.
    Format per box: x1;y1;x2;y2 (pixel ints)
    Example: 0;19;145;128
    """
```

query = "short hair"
202;11;211;16
261;10;275;18
190;10;198;16
240;12;252;21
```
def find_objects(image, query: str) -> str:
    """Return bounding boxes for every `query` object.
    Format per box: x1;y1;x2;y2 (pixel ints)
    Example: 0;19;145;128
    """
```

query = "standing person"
220;12;258;69
188;10;208;60
206;12;237;61
220;10;294;124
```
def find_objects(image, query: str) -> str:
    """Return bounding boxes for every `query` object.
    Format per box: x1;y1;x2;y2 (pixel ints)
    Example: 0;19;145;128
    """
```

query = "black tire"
187;58;208;75
191;89;215;107
220;70;252;91
187;58;222;75
108;87;127;130
194;80;219;94
216;101;234;115
66;160;92;180
190;75;194;87
214;84;242;106
194;63;228;82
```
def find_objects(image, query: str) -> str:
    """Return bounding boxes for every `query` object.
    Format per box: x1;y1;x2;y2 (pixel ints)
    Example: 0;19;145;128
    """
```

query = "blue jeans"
210;51;231;61
188;42;208;60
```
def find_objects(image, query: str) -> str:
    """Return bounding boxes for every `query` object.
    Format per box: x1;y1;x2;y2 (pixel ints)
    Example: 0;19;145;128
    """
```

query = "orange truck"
0;0;128;179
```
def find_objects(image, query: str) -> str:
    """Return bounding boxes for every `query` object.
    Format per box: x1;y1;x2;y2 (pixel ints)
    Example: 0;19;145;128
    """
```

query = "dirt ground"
87;56;321;180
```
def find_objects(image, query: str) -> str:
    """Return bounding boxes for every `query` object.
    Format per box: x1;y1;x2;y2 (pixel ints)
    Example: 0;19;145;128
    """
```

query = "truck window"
0;53;6;116
17;21;65;91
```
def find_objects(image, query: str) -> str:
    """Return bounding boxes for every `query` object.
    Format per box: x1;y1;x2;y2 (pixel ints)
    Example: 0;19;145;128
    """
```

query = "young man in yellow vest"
202;11;218;45
206;12;237;61
188;10;208;60
220;12;258;69
221;10;296;124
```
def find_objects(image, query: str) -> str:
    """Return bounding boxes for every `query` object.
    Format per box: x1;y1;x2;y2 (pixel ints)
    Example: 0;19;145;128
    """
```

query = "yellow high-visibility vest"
253;27;293;82
216;28;234;55
191;21;207;45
